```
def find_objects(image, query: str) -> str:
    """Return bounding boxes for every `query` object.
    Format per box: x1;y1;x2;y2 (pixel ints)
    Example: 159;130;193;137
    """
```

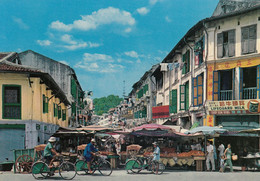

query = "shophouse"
19;50;85;127
0;55;70;162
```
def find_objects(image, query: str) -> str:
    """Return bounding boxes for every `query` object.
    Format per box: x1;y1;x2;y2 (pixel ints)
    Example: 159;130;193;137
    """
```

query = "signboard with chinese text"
207;100;260;115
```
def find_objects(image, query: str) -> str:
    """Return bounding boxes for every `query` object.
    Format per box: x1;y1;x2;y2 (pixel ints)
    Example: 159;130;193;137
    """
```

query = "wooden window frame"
2;85;21;119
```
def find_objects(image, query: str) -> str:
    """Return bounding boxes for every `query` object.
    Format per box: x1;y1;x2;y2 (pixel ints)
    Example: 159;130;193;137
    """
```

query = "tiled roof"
0;62;41;73
0;53;9;60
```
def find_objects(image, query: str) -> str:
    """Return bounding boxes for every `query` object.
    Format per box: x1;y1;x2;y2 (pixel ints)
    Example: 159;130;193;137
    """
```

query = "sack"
232;155;238;161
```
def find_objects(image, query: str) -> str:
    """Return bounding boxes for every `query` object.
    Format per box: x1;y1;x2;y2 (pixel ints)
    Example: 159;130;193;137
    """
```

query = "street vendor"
84;138;99;174
44;137;60;169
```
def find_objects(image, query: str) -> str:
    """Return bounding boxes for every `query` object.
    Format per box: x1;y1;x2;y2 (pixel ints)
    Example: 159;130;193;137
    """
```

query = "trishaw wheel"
59;162;76;180
98;160;112;176
131;159;142;173
75;160;88;175
151;161;165;175
15;154;33;173
31;161;49;180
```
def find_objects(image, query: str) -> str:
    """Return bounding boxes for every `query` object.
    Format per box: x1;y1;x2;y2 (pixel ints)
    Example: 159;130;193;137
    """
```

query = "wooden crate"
196;160;203;171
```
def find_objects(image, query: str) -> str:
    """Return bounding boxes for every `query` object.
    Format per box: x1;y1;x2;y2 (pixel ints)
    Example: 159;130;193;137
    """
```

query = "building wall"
0;73;68;127
207;9;260;62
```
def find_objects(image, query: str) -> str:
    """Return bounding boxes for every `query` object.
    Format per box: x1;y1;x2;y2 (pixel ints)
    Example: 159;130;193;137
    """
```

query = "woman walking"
221;144;233;172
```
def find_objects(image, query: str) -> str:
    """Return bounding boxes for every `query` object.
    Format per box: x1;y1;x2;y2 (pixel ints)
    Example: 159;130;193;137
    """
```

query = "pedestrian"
219;155;225;172
218;143;225;168
206;140;215;171
242;147;248;171
222;144;233;172
152;142;160;175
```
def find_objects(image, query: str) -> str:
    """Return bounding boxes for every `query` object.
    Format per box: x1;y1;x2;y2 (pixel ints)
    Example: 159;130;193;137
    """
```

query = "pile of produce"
119;151;127;155
143;152;153;157
160;152;178;157
161;148;176;153
177;150;205;158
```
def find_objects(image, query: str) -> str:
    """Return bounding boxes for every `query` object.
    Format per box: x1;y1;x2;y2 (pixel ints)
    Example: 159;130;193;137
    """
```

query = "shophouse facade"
0;57;70;162
205;2;260;153
19;50;85;127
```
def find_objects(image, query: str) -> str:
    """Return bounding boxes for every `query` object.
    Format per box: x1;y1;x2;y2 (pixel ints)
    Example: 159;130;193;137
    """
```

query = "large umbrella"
185;126;227;136
132;123;172;132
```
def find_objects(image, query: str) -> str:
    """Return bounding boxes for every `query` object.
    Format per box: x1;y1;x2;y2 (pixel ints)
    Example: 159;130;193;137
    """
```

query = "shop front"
207;99;260;166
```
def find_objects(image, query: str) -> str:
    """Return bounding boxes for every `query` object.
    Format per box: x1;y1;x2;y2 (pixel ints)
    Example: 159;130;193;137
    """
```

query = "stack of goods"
160;158;168;166
188;150;205;157
119;151;127;155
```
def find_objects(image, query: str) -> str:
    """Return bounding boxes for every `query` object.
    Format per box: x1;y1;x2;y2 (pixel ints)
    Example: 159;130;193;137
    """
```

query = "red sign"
152;105;169;119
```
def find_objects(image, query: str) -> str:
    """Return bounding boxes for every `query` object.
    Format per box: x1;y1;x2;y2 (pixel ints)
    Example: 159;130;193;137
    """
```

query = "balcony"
219;90;233;100
242;87;257;99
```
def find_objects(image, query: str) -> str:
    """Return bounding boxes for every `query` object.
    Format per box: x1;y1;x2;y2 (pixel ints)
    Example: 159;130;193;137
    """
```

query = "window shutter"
193;77;198;106
248;25;256;53
43;95;45;113
180;85;186;110
45;97;48;113
241;27;249;54
228;30;235;57
197;74;203;106
187;50;190;72
213;71;219;101
185;82;189;110
58;106;61;119
217;33;223;58
172;89;177;113
182;53;186;74
257;65;260;99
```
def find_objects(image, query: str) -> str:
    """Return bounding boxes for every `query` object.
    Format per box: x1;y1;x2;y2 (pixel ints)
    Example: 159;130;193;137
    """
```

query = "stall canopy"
132;123;172;132
185;126;227;136
76;125;114;132
53;127;89;136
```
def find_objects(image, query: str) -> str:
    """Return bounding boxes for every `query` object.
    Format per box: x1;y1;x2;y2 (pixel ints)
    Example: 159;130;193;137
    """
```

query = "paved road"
1;170;260;181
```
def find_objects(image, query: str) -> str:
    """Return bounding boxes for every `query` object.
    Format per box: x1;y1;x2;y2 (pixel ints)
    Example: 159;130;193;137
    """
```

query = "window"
194;36;205;66
43;95;48;113
180;82;189;110
62;109;66;121
169;89;177;113
217;29;235;58
58;106;62;119
241;25;257;54
2;85;21;119
182;50;190;74
53;103;58;117
193;74;203;106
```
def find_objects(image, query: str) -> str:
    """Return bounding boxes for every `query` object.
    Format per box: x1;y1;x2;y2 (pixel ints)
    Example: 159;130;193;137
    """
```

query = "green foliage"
93;95;123;115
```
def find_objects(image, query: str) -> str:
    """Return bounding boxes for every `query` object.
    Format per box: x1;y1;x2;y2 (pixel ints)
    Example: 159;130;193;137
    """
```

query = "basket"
77;144;87;151
232;155;238;161
34;144;47;152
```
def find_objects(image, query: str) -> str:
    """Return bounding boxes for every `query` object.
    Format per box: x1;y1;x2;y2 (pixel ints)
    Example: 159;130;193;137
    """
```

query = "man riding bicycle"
84;138;99;174
44;137;60;169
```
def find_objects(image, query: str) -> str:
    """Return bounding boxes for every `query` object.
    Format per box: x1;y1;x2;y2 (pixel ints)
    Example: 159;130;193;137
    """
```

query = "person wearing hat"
44;137;59;169
84;137;99;174
152;142;160;174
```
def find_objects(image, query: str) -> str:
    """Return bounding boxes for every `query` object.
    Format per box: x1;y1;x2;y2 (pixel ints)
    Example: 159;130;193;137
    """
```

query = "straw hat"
48;137;56;142
152;142;158;146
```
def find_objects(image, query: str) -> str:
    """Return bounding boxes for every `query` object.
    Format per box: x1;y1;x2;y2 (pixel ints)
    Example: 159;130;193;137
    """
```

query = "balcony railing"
219;90;233;100
242;87;257;99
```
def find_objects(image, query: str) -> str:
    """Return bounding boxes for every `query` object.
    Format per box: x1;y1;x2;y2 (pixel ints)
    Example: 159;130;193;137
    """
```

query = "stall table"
193;156;205;171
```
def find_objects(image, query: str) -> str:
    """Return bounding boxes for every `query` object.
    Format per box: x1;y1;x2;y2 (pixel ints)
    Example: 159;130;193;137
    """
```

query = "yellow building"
0;58;70;162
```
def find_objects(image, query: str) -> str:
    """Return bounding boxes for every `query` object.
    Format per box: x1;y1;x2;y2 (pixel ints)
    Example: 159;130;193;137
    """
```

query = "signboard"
207;100;260;115
152;105;169;119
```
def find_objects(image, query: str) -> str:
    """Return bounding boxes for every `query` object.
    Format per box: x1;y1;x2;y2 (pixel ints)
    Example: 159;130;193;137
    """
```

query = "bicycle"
125;156;165;175
31;155;76;180
75;154;113;176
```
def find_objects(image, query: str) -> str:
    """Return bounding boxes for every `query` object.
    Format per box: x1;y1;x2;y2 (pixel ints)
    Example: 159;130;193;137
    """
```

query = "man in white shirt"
206;141;215;171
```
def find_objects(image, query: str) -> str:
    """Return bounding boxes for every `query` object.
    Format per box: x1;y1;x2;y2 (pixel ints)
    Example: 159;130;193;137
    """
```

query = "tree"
93;95;123;115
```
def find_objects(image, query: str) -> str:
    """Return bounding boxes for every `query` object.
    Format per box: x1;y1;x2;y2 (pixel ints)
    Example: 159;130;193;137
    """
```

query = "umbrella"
132;123;172;132
185;126;227;136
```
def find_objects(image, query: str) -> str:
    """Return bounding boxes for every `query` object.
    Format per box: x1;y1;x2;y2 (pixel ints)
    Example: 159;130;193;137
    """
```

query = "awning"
152;105;169;119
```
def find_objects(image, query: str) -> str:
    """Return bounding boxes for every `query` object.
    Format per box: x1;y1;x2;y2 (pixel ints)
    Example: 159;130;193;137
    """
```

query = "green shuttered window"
170;89;177;113
2;85;21;119
43;94;48;113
